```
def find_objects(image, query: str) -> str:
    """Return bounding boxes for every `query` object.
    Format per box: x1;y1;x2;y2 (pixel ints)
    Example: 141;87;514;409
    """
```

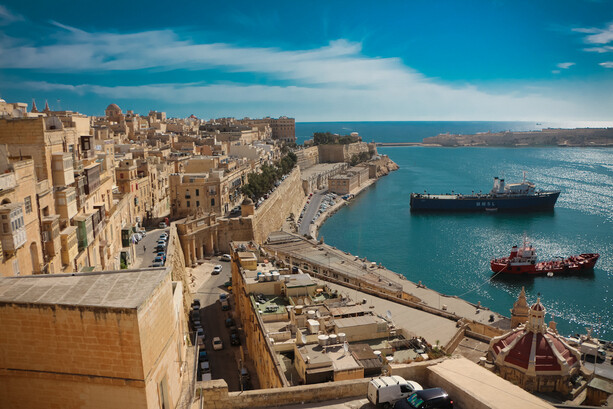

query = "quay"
263;231;510;348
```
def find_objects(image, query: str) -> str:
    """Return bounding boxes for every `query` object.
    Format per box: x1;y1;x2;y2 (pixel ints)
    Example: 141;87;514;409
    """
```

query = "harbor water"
300;122;613;340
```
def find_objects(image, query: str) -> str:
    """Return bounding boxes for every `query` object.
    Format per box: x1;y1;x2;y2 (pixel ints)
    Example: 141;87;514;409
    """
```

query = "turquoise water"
318;146;613;339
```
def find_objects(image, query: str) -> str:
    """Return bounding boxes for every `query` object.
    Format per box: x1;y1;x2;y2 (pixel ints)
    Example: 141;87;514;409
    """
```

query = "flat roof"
263;232;402;292
0;268;168;310
334;315;384;328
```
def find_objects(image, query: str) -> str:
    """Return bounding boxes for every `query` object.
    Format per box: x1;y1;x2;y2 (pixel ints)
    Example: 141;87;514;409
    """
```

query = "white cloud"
0;5;24;25
574;22;613;44
556;62;575;69
552;70;561;74
1;22;610;120
583;45;613;53
599;62;613;68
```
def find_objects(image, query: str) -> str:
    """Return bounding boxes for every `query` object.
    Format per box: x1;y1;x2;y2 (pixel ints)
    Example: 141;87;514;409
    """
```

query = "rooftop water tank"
272;271;280;281
337;333;346;343
264;272;272;281
295;305;304;315
307;310;316;319
318;334;328;346
374;350;382;361
328;334;338;345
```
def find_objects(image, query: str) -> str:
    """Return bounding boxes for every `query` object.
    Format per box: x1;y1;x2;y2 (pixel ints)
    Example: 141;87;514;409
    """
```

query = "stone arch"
1;198;11;205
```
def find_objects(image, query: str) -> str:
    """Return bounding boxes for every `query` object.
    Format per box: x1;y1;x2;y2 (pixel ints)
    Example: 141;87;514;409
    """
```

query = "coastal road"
298;190;325;236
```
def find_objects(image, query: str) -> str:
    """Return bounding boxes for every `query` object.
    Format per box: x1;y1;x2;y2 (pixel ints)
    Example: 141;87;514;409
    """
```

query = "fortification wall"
253;167;304;244
217;217;255;253
318;142;372;163
196;378;369;409
294;146;319;169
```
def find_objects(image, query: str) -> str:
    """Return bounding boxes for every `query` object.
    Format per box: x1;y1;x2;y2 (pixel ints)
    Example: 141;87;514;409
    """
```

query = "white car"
212;337;223;350
212;265;222;275
220;254;231;262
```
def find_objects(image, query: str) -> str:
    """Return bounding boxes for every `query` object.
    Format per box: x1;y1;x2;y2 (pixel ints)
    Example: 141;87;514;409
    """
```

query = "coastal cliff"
422;127;613;147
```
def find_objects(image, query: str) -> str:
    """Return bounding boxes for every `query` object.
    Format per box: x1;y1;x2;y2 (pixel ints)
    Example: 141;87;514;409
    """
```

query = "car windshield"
406;393;424;408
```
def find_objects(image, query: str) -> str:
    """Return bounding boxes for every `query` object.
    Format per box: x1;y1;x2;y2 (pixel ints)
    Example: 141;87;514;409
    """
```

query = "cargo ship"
409;175;560;212
491;239;599;275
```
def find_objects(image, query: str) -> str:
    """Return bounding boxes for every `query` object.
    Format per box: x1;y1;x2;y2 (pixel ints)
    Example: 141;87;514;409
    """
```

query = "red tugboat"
491;239;599;275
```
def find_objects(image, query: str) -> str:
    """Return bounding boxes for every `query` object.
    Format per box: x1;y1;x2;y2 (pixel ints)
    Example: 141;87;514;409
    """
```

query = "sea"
296;121;613;340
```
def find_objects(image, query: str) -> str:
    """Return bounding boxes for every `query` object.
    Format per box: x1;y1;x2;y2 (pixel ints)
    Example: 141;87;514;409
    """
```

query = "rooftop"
0;268;168;310
264;232;402;292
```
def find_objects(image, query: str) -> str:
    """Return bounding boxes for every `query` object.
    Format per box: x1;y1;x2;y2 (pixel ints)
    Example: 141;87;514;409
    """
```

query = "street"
298;190;325;236
133;227;169;269
190;258;250;391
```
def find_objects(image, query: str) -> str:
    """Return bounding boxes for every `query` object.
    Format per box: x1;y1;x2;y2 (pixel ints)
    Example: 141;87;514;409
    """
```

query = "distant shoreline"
417;127;613;148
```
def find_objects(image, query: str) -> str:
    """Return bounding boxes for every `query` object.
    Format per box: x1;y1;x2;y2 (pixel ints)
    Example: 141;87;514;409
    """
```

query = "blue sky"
0;0;612;121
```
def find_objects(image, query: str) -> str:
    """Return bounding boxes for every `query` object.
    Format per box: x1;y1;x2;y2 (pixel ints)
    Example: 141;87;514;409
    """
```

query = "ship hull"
491;253;599;275
410;191;560;212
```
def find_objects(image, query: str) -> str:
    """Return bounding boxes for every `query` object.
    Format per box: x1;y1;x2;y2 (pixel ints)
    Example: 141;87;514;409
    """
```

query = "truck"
580;342;606;363
367;375;423;408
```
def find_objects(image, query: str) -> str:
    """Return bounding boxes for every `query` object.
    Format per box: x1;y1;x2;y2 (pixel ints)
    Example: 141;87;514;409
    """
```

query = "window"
196;201;200;207
13;259;20;276
195;189;199;196
3;223;8;233
186;201;190;208
211;198;215;206
24;197;32;214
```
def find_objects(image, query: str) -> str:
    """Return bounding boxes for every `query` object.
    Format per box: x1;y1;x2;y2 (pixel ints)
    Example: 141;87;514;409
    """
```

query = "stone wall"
217;217;255;253
0;302;147;408
253;167;304;244
195;378;369;409
294;146;319;169
318;142;372;163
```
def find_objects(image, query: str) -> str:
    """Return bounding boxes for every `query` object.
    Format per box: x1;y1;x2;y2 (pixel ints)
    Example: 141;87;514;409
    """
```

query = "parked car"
219;293;228;301
155;245;166;252
212;265;222;274
151;262;163;267
212;337;223;351
220;254;231;262
230;333;241;346
199;350;208;362
153;256;164;265
220;299;230;311
200;361;210;372
225;317;235;327
133;232;142;243
393;388;453;409
158;222;167;228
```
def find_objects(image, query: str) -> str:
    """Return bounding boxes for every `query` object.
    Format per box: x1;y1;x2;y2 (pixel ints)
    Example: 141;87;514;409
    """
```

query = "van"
367;376;423;408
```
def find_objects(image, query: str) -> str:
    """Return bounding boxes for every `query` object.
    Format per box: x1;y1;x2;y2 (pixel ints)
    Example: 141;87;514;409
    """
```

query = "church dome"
106;103;121;111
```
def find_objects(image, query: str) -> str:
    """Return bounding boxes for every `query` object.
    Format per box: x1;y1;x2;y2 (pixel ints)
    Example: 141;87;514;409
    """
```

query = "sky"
0;0;612;121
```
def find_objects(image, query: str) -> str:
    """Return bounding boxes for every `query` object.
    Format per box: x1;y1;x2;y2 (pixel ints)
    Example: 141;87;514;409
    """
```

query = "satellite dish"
343;341;349;353
301;333;307;345
386;310;392;321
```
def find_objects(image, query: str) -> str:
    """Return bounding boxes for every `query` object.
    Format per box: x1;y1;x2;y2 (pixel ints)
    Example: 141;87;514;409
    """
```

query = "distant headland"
376;127;613;147
421;127;613;147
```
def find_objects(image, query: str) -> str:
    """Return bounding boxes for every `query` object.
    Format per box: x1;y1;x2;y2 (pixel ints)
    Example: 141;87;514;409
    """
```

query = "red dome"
530;301;545;311
491;329;578;373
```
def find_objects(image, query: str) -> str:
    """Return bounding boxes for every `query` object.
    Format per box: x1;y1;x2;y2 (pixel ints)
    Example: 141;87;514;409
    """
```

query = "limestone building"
488;297;582;395
0;268;189;409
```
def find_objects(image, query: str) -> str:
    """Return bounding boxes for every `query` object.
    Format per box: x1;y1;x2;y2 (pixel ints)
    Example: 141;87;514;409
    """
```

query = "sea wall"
253;167;304;244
